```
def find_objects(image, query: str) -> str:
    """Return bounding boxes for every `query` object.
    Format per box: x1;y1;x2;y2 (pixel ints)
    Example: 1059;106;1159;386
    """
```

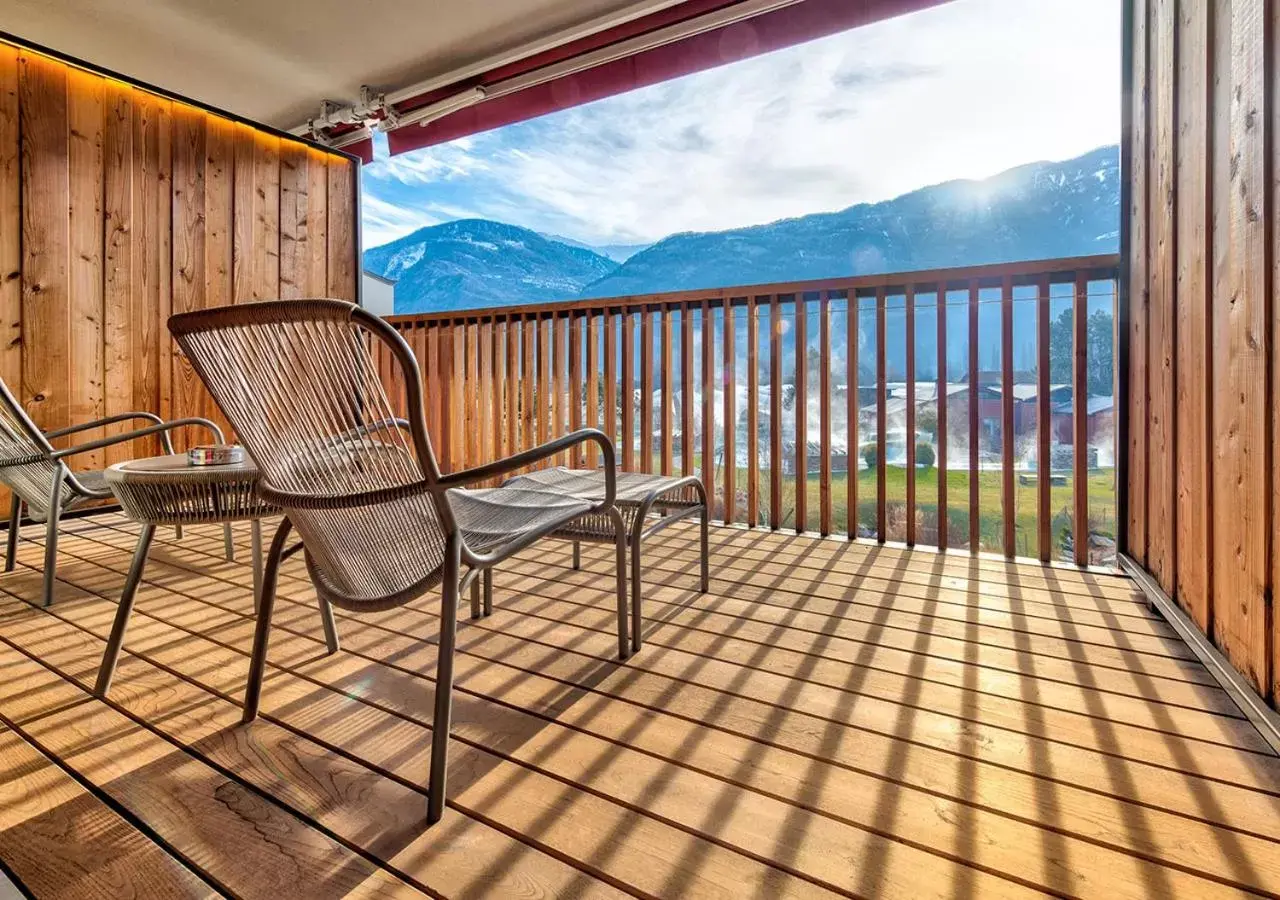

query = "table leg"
94;524;155;697
223;523;235;562
572;541;580;570
251;519;263;616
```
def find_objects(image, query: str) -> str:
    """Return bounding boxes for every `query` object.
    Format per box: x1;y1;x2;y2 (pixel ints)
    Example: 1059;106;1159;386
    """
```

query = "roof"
1055;396;1115;416
363;270;397;286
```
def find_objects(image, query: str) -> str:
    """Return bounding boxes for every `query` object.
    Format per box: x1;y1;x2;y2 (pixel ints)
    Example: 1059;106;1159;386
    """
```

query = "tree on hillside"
1048;308;1114;396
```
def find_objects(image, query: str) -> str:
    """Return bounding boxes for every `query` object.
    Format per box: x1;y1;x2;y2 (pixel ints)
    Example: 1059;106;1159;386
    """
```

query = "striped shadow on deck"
0;513;1278;898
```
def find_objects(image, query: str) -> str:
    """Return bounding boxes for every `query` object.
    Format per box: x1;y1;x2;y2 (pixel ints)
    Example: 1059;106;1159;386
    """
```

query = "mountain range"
364;144;1120;319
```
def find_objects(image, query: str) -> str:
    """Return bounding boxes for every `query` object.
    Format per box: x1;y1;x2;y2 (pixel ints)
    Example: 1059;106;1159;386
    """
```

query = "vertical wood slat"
1001;275;1015;558
585;313;599;468
875;286;886;542
20;53;71;436
479;319;494;471
170;104;205;450
968;280;979;550
793;294;807;533
1147;0;1177;593
702;300;715;509
746;295;759;527
552;314;566;465
604;311;617;458
770;297;782;528
723;301;736;524
492;319;504;465
1038;275;1053;562
522;316;535;455
640;308;653;473
101;81;131;464
905;286;916;546
937;282;949;551
437;324;454;472
569;313;582;467
1175;0;1213;629
819;292;832;537
1129;0;1151;563
203;117;234;439
505;317;519;458
682;302;695;476
451;324;465;471
464;322;479;470
0;47;19;458
660;307;673;476
326;157;356;301
621;312;634;471
1212;0;1270;693
67;69;104;467
847;291;859;539
1073;272;1090;566
539;315;553;466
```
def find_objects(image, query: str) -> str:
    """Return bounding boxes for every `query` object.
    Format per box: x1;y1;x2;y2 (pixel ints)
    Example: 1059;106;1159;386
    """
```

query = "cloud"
361;0;1120;248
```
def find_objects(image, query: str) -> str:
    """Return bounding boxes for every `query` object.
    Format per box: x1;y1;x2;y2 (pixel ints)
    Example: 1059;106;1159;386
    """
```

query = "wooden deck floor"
1;513;1278;899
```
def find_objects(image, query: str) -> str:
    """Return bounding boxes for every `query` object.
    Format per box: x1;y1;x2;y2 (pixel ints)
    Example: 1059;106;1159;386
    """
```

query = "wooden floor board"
2;514;1279;899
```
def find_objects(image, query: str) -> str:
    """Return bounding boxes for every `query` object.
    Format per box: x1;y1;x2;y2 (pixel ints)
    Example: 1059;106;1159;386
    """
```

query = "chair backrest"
0;377;65;517
169;299;451;610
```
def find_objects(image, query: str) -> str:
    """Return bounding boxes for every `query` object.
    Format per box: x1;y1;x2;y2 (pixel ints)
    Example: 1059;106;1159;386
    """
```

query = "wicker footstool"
92;454;330;697
503;467;708;652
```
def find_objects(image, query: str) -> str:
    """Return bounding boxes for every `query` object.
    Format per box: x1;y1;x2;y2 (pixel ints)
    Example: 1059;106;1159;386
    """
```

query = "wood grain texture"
10;513;1280;899
604;312;617;457
660;307;672;475
770;297;782;529
1211;0;1270;694
67;68;105;467
640;309;653;473
585;313;598;467
847;291;858;538
819;293;831;536
905;287;915;546
968;280;980;550
621;312;634;470
0;47;356;489
682;303;695;477
1147;0;1177;592
1172;0;1215;624
702;301;715;506
1129;0;1151;562
1037;277;1052;562
0;723;215;899
874;288;886;541
325;155;356;301
1073;273;1090;567
19;51;70;434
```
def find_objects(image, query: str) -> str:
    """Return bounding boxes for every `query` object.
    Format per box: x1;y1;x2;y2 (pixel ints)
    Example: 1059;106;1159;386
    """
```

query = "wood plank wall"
0;42;358;478
1125;0;1279;702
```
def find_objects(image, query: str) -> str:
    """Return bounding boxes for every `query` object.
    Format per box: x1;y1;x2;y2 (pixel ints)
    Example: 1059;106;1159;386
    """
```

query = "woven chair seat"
503;467;703;539
450;483;596;552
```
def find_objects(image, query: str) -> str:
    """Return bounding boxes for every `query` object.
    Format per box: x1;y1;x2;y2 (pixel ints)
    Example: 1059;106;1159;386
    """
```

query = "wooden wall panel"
1128;0;1277;702
1146;0;1176;592
1173;0;1212;630
0;41;359;497
1128;0;1150;565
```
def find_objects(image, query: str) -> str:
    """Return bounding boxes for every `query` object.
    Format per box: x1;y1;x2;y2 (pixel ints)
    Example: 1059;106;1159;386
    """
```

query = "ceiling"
0;0;679;129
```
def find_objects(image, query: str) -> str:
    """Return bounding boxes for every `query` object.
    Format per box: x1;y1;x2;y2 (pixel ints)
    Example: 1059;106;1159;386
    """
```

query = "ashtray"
188;444;246;466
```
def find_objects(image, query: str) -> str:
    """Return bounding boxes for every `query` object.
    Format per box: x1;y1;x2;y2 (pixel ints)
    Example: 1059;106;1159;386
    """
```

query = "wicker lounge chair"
0;377;224;607
168;298;627;825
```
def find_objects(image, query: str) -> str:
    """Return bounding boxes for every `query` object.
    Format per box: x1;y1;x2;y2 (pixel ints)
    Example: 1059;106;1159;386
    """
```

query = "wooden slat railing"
378;254;1121;565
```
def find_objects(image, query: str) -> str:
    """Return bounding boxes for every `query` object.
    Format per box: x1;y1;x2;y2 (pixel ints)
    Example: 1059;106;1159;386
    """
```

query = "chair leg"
572;541;581;570
42;479;63;608
5;495;20;572
95;524;155;697
242;518;292;724
630;517;644;653
317;595;340;654
250;519;264;616
428;534;462;826
700;505;710;593
482;567;493;617
469;574;481;620
609;509;629;659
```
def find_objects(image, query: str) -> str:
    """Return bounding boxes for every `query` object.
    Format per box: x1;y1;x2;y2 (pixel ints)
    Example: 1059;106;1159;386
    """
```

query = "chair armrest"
436;428;618;508
45;411;169;439
50;417;225;461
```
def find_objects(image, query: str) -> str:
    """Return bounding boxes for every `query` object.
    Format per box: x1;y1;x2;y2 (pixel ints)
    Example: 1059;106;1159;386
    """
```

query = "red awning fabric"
384;0;949;159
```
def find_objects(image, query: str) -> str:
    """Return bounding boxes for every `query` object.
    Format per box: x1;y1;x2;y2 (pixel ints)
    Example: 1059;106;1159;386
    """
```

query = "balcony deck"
1;513;1278;898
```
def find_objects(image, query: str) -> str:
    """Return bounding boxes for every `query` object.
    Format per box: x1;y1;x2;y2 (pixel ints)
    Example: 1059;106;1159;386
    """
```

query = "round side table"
94;454;279;697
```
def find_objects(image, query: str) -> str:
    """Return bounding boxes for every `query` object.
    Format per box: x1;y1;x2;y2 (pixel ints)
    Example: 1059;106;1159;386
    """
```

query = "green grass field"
657;455;1116;561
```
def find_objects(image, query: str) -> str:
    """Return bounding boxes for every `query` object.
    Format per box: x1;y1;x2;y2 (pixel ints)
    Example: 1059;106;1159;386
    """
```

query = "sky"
361;0;1120;251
